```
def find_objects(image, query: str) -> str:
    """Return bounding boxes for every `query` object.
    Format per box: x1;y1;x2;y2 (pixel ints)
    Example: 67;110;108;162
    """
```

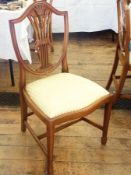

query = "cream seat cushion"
26;73;109;118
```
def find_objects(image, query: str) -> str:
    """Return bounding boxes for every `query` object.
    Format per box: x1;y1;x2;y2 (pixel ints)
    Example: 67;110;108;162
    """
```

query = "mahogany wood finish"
9;1;113;175
106;0;131;102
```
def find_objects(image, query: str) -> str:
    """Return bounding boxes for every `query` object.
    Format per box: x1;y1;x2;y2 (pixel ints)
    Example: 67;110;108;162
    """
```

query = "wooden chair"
106;0;131;103
9;1;113;174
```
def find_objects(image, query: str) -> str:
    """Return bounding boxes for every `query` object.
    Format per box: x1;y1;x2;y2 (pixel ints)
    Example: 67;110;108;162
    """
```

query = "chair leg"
47;123;54;175
106;44;119;90
20;93;27;132
9;59;15;86
101;101;112;145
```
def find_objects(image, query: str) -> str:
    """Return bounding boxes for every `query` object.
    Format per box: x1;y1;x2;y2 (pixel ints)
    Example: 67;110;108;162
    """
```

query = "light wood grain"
0;31;131;175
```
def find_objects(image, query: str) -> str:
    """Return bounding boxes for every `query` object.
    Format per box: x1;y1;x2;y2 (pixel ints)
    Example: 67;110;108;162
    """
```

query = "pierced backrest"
9;0;69;76
117;0;130;58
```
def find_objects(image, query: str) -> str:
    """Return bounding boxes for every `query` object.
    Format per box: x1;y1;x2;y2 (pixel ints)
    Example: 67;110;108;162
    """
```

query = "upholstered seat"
26;73;109;118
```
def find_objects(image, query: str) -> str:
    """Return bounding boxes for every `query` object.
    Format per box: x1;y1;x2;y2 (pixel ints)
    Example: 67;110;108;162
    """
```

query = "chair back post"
61;12;69;73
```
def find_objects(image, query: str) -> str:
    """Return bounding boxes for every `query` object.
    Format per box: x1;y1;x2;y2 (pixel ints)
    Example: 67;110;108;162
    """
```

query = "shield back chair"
9;1;113;175
106;0;131;103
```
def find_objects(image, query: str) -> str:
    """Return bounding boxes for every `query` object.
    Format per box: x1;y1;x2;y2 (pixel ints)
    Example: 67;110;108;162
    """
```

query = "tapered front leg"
101;100;112;145
47;123;54;175
20;92;27;132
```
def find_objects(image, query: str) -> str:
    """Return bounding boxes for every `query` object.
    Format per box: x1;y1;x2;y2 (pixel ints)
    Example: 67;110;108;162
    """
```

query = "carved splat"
28;3;52;69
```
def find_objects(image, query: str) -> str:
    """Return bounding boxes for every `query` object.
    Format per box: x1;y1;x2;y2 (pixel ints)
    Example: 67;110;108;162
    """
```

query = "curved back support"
9;1;69;76
117;0;130;62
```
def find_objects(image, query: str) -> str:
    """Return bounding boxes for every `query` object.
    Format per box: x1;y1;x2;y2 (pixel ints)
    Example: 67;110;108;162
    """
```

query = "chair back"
117;0;130;63
9;0;69;78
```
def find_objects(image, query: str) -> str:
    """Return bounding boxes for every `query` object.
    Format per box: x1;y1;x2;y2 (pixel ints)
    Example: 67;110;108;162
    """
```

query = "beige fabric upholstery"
26;73;109;118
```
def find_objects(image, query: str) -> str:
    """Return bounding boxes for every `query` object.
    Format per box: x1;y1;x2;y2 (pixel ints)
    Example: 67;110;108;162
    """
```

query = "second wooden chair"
106;0;131;103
